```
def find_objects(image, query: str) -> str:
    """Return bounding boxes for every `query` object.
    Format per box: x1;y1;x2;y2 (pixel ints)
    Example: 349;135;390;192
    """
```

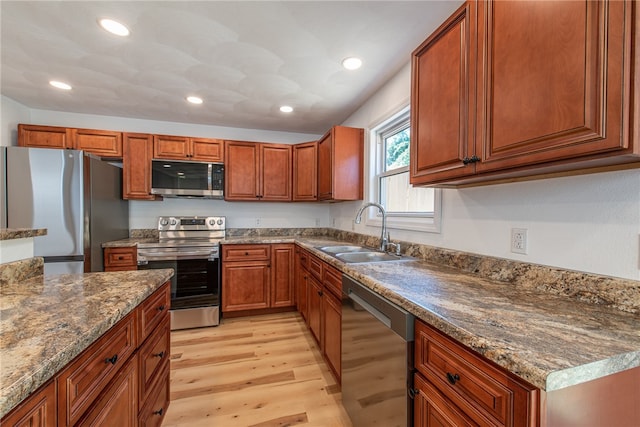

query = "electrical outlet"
315;218;320;226
256;218;260;226
511;228;527;254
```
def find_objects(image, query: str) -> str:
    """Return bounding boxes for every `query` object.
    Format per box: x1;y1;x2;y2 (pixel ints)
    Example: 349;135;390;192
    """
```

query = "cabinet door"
224;141;259;200
123;133;156;200
410;2;478;185
191;138;224;162
476;0;633;172
292;142;317;201
322;290;341;382
76;354;138;427
260;143;292;201
271;244;295;308
414;373;477;427
74;128;123;158
153;135;189;160
222;261;270;311
1;380;55;427
307;276;323;345
18;124;73;149
295;251;309;320
317;131;333;200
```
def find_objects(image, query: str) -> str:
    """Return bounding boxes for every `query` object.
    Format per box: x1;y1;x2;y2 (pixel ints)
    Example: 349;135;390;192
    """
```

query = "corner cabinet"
224;141;292;201
411;0;639;187
317;126;364;201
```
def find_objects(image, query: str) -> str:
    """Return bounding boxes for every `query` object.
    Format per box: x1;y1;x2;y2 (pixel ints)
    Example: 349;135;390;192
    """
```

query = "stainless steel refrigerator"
4;146;129;274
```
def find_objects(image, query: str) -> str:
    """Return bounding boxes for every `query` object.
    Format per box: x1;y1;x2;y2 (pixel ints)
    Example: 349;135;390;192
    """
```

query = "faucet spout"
354;202;388;252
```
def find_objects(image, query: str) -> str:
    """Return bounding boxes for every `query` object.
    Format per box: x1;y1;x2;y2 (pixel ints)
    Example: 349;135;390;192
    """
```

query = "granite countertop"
101;234;640;392
0;228;47;241
222;236;640;392
0;268;174;418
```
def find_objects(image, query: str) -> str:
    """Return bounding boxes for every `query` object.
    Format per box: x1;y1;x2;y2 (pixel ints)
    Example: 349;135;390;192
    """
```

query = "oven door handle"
137;251;218;261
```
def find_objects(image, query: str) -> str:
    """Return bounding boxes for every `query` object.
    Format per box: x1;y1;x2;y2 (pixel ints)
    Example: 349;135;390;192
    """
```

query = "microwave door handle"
207;163;212;191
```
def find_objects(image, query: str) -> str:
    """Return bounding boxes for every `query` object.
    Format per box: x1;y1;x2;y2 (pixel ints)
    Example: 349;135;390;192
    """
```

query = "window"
367;106;440;232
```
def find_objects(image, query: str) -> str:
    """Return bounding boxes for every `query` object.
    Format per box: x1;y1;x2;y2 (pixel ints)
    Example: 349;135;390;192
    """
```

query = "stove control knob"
209;219;215;226
217;219;224;225
170;219;177;226
160;219;169;226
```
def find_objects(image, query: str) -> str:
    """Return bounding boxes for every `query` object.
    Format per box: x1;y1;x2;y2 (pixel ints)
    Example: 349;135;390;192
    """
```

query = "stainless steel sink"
335;251;403;263
318;245;370;254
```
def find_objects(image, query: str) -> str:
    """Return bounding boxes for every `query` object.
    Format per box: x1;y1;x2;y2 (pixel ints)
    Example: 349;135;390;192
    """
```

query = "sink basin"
335;251;403;263
318;245;370;254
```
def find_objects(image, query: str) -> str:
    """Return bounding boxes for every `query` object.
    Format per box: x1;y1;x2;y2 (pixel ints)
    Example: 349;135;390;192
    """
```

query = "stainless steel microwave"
151;160;224;198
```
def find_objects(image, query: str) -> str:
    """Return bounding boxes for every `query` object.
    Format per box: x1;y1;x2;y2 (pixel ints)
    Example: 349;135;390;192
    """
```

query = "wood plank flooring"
161;311;353;427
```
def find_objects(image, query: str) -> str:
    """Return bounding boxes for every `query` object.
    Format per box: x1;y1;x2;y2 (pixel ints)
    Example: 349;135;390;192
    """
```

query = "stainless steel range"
137;216;225;330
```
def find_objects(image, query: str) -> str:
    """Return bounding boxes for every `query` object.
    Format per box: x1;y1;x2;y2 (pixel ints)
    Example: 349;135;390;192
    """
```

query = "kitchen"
1;1;639;427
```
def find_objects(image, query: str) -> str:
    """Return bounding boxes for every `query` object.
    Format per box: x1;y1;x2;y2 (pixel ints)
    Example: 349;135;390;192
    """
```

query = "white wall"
2;95;330;230
332;63;640;281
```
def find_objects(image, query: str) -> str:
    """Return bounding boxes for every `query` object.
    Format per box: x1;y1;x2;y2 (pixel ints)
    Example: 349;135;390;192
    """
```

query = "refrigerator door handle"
62;152;80;255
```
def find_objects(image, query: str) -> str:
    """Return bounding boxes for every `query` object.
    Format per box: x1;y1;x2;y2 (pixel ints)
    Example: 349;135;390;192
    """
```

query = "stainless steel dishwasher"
342;275;415;427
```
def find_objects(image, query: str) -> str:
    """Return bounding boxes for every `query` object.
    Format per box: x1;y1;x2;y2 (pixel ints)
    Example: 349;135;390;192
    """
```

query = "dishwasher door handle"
347;289;392;328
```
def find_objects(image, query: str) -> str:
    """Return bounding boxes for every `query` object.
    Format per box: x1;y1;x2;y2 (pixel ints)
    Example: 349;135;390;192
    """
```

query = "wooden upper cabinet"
411;0;639;186
224;140;292;201
317;126;364;201
410;2;478;185
18;124;74;149
18;124;122;158
293;141;318;201
261;143;292;201
123;133;156;200
154;135;223;162
224;140;260;200
74;128;122;158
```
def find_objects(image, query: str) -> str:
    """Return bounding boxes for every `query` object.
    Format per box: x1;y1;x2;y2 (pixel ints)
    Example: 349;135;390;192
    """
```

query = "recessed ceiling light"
98;18;130;37
49;80;72;90
342;57;363;70
187;96;203;105
279;105;293;113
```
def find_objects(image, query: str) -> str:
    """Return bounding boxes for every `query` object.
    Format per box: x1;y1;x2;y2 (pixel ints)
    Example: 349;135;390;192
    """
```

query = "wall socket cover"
511;228;528;254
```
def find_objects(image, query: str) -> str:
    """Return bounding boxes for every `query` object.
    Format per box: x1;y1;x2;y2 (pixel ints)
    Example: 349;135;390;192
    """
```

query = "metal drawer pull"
153;408;164;416
446;372;460;385
105;354;118;365
153;351;165;358
157;305;166;311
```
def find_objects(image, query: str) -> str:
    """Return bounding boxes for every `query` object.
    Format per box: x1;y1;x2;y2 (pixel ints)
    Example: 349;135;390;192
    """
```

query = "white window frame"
364;104;442;233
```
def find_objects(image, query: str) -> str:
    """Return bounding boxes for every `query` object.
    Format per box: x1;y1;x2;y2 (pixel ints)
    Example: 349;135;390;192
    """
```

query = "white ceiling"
1;1;462;134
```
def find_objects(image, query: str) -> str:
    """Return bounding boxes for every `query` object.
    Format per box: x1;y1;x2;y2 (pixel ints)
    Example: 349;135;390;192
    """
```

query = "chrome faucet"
354;202;389;252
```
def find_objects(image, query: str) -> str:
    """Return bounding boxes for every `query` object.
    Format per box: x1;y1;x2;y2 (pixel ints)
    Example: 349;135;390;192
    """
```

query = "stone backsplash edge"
130;227;639;314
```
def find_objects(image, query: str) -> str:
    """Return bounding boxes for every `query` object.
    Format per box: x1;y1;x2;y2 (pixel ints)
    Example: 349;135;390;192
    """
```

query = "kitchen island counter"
0;268;174;418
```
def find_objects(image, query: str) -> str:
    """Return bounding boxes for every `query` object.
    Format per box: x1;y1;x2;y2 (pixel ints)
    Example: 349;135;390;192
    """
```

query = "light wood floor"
161;311;353;427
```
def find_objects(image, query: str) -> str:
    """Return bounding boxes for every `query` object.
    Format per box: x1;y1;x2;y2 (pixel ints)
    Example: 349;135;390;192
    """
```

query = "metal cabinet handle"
317;290;323;296
105;354;118;365
446;372;460;385
153;408;164;416
408;388;420;399
153;351;165;358
462;155;480;165
157;305;166;311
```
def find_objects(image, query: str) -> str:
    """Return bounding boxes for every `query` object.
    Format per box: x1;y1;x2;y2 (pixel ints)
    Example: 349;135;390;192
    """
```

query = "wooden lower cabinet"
0;380;56;427
103;246;137;272
221;244;295;314
414;373;475;427
1;282;171;427
414;319;537;427
295;246;342;383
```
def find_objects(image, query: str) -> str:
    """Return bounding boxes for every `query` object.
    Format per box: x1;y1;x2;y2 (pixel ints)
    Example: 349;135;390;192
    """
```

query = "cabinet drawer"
415;320;536;427
223;244;270;261
297;247;309;270
139;317;170;405
308;254;323;281
104;247;137;271
322;264;342;298
57;311;137;426
138;282;170;343
138;363;170;427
